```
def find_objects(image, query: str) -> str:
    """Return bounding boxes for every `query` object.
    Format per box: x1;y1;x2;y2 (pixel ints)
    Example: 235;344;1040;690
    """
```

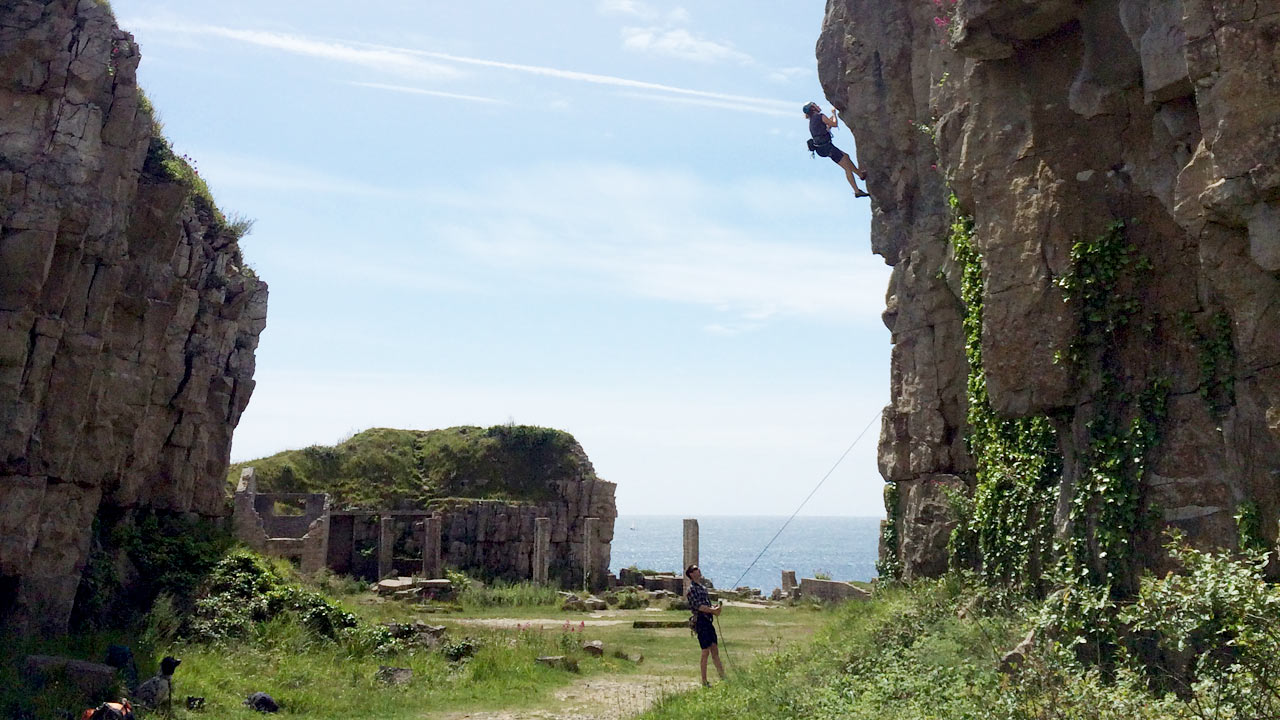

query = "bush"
186;551;362;646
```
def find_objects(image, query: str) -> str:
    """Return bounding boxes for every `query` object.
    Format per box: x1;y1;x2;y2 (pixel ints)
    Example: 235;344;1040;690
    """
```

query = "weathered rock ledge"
819;0;1280;578
0;0;266;634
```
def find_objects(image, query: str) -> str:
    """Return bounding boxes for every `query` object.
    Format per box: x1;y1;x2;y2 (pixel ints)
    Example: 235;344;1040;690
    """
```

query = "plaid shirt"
686;581;711;615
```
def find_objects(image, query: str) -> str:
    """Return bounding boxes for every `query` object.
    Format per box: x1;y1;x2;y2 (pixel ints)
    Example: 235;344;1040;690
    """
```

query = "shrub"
186;550;361;646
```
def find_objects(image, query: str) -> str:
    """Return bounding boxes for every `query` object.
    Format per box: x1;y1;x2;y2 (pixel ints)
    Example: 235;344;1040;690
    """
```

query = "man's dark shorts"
816;142;847;164
695;617;718;649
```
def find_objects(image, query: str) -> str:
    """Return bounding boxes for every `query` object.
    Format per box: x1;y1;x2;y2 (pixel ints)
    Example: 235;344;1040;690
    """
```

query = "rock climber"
685;564;726;687
804;101;869;198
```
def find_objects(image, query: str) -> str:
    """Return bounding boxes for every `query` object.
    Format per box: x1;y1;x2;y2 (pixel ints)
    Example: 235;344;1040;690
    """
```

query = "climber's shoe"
854;189;870;198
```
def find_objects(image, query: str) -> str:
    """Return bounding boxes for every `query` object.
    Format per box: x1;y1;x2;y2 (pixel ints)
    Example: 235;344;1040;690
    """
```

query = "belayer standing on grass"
685;564;726;687
804;101;870;198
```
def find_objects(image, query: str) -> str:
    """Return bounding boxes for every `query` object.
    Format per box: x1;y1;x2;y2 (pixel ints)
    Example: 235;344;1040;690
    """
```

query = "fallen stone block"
376;577;416;595
797;578;870;604
582;640;604;656
535;655;579;671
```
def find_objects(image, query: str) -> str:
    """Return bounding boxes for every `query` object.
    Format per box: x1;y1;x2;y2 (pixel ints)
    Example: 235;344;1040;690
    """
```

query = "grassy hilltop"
228;425;598;510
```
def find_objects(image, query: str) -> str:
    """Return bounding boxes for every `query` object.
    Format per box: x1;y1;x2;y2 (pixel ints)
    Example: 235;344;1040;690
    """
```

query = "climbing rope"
726;406;885;593
710;407;885;673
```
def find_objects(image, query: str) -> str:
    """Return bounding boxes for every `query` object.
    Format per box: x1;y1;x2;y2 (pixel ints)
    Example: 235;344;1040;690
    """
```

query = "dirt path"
430;673;699;720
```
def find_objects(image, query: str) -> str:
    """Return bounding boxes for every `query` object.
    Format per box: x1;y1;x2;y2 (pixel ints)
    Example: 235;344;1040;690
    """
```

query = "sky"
112;0;892;517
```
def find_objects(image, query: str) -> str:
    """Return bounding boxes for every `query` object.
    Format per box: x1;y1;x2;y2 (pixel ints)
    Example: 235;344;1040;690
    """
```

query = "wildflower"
934;16;948;27
931;164;938;170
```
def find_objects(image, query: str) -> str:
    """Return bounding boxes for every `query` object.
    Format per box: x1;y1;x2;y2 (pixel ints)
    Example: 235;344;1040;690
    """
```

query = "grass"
3;551;830;720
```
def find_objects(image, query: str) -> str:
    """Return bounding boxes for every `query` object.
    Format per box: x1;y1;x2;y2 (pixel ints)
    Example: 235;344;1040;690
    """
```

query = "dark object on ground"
375;666;414;685
80;700;134;720
245;692;279;713
582;640;604;656
104;646;138;688
134;656;181;710
24;655;118;697
186;696;205;711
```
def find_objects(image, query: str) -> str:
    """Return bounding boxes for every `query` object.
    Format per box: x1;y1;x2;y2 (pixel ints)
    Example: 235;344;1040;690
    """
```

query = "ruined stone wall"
438;477;616;588
0;0;267;634
818;0;1280;579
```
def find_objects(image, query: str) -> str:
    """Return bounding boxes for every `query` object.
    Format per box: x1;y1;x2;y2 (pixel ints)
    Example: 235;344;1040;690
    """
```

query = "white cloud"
766;66;810;84
126;20;463;80
621;27;752;64
417;164;886;324
597;0;652;17
667;7;691;24
349;81;506;104
124;20;794;115
616;90;792;117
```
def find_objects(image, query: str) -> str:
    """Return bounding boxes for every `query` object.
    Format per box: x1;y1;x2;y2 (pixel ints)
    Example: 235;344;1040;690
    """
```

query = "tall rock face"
0;0;267;634
819;0;1280;580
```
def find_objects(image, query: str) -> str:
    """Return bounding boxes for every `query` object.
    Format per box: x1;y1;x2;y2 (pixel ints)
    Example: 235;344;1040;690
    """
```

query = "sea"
609;515;882;594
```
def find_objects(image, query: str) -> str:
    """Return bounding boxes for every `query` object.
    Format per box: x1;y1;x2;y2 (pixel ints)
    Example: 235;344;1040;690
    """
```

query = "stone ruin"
233;468;615;589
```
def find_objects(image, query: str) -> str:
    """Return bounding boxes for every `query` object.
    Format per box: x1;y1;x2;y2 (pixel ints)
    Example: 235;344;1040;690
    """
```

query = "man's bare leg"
709;644;726;680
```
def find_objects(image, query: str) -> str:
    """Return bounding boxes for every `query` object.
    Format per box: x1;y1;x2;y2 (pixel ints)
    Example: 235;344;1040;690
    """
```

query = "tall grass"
459;580;561;610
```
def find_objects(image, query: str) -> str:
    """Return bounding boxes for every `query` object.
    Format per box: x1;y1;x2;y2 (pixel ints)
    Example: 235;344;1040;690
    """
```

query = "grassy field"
3;574;831;720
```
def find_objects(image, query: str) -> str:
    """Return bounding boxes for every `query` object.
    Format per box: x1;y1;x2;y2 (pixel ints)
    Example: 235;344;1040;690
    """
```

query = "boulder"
582;640;604;656
23;655;118;698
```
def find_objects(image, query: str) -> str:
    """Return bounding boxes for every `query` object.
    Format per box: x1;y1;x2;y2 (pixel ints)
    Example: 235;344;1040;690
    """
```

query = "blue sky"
114;0;891;516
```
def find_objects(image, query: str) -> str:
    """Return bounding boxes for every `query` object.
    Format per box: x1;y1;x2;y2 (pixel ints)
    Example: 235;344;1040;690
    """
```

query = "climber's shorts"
816;143;846;164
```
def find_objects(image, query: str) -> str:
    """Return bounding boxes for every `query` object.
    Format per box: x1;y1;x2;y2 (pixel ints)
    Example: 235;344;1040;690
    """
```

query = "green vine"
1053;221;1149;372
947;195;1061;590
1234;501;1268;557
1054;219;1168;593
877;482;903;580
1179;310;1236;417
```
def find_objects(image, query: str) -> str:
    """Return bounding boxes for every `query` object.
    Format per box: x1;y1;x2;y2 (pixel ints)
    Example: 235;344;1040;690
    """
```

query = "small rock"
582;640;604;656
375;666;414;685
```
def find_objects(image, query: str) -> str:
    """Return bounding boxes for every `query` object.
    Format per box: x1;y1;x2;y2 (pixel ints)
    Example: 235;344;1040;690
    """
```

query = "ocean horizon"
609;515;883;594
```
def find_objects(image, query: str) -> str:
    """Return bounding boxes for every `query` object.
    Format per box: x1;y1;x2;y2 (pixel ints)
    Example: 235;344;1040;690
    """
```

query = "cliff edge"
819;0;1280;582
0;0;267;634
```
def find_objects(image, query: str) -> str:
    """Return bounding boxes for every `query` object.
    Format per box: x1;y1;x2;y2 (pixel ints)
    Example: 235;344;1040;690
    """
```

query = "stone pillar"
683;518;699;593
584;517;599;591
781;570;797;596
378;515;395;580
422;515;443;578
533;517;551;585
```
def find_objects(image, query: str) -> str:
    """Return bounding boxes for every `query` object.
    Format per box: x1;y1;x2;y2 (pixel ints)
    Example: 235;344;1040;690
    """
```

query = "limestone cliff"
818;0;1280;581
0;0;267;634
